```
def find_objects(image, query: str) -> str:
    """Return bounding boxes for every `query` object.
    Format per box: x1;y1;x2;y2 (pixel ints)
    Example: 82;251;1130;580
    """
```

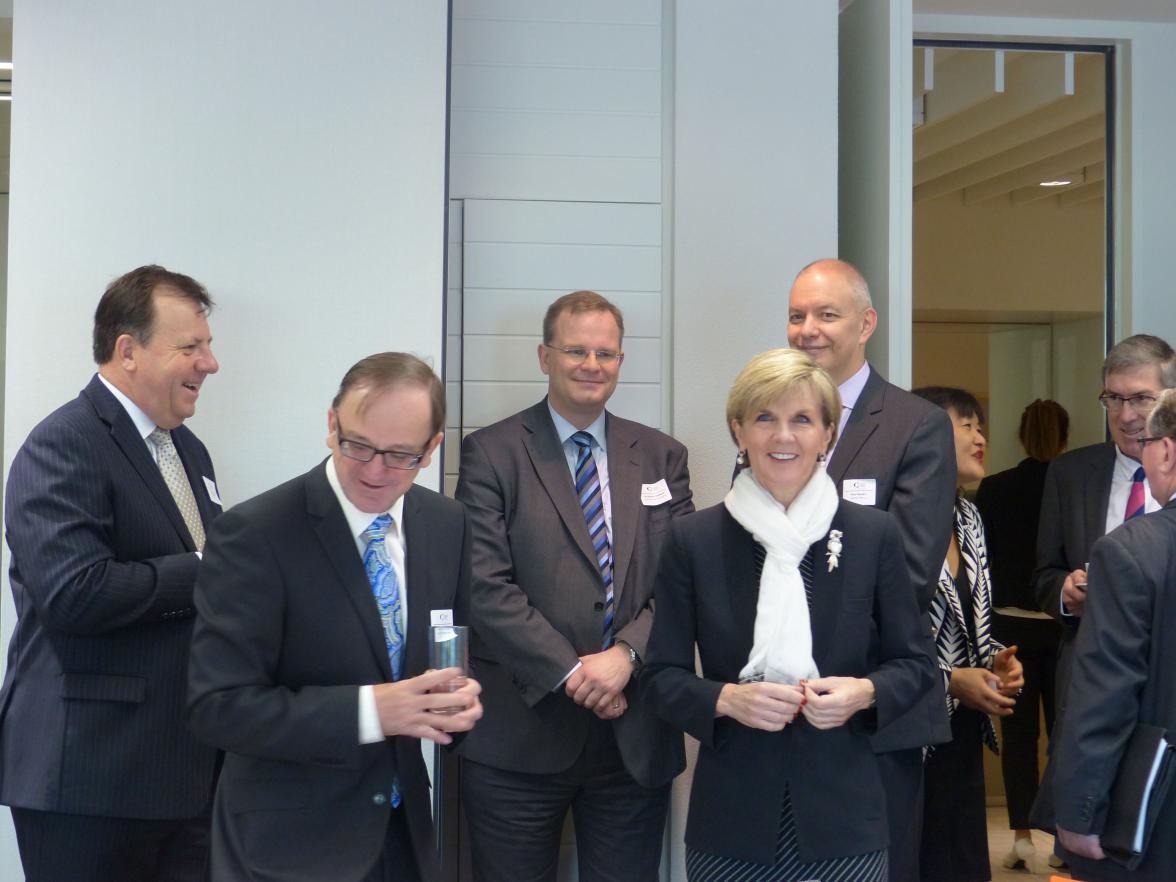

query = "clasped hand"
949;647;1022;716
716;677;874;732
374;667;483;744
565;645;632;720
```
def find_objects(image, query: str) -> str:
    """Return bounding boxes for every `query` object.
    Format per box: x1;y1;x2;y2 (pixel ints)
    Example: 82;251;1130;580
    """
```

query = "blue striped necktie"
361;513;404;807
1125;466;1146;521
572;431;614;650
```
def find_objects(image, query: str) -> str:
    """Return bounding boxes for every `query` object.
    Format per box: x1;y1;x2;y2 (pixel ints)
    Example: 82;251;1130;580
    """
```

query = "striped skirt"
685;786;887;882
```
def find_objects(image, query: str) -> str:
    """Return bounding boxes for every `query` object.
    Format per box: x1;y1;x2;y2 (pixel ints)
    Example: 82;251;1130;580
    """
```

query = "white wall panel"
451;66;660;114
451;19;659;69
450;155;661;203
464;242;661;291
464;200;660;245
450;110;661;158
453;0;659;26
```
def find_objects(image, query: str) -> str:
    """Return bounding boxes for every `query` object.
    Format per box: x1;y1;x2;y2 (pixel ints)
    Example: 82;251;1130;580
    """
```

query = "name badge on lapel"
842;478;877;506
641;479;672;506
202;476;223;506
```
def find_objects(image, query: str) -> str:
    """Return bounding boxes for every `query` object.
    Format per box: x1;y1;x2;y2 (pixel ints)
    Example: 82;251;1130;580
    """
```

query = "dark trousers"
877;747;924;882
993;613;1060;829
362;806;422;882
12;806;209;882
462;719;669;882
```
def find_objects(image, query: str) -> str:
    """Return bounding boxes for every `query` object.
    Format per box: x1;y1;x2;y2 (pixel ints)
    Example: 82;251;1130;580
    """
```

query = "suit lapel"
827;366;883;484
521;402;599;573
721;510;760;664
807;518;843;672
85;376;196;552
402;488;431;676
1087;443;1117;542
605;414;640;600
306;463;394;682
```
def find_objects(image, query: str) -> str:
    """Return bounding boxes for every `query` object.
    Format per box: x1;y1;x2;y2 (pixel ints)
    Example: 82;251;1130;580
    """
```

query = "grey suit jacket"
455;399;693;788
826;365;956;750
0;375;221;819
1052;501;1176;882
187;464;470;882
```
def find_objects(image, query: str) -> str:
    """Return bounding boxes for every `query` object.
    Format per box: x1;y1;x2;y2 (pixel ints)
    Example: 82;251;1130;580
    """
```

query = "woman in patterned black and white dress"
911;386;1026;882
643;349;937;882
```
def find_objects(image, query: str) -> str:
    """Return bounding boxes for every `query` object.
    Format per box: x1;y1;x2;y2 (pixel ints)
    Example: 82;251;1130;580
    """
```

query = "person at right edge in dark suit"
1031;334;1176;856
1051;387;1176;882
456;290;693;882
0;265;222;881
787;258;956;880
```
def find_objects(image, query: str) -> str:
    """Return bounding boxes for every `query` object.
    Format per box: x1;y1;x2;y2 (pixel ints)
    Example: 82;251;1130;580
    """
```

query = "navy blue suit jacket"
0;374;221;818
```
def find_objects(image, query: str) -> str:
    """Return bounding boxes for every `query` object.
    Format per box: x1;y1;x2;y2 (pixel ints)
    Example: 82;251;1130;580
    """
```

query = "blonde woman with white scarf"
643;348;937;882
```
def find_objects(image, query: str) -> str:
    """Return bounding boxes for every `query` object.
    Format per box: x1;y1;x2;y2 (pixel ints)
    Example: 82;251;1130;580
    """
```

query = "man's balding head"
787;259;877;385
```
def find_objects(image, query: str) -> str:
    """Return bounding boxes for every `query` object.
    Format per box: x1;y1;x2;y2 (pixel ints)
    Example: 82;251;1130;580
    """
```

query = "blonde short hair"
726;348;842;447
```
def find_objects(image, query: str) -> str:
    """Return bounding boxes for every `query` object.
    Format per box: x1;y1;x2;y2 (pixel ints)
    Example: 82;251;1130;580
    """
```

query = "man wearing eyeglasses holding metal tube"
1031;334;1176;837
187;352;482;882
456;290;693;882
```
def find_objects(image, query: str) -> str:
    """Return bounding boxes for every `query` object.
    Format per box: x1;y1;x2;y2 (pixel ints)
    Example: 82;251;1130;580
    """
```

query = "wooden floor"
987;806;1070;881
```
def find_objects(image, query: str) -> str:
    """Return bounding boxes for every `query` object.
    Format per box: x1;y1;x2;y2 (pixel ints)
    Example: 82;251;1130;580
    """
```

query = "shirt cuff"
552;661;583;692
358;685;385;744
1060;595;1075;617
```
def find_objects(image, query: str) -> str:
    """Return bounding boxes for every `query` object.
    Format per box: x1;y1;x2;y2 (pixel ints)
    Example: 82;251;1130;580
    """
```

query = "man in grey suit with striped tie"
456;290;693;882
0;266;223;881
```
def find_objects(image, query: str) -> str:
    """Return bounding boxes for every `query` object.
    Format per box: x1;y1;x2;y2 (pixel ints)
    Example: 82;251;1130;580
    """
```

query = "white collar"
97;373;158;441
325;456;406;540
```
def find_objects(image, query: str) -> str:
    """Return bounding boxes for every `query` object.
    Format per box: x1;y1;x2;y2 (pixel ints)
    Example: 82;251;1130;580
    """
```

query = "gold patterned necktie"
148;427;206;551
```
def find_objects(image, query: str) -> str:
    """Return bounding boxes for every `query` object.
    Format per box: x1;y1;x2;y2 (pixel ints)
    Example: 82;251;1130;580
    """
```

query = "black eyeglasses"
1138;436;1166;449
334;413;429;470
543;344;624;365
1098;392;1160;413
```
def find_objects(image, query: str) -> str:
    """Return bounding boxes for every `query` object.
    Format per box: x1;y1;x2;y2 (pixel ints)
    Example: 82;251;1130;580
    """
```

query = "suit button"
594;602;604;611
372;792;387;805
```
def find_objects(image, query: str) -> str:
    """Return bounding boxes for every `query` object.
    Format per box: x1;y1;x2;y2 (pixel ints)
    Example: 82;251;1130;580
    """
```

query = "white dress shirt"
1105;443;1161;534
325;457;407;744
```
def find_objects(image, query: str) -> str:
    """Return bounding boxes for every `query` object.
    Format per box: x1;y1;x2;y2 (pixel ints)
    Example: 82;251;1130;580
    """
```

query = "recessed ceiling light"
1039;179;1073;187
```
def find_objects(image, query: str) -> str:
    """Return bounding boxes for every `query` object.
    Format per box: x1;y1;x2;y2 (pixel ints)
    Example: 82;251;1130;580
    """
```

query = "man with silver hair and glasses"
1051;387;1176;881
1032;334;1176;840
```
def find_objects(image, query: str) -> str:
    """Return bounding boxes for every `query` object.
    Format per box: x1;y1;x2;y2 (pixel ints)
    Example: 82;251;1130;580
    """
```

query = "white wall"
1;1;449;874
672;0;839;509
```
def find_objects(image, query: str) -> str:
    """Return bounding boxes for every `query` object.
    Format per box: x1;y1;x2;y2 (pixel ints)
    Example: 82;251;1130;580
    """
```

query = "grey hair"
1147;388;1176;441
1103;334;1176;388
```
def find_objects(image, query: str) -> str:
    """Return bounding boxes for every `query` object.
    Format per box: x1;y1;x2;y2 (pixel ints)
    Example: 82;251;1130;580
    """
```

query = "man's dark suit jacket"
1052;500;1176;882
827;365;955;751
455;399;692;788
0;374;220;819
1033;441;1117;706
642;501;937;866
187;464;470;882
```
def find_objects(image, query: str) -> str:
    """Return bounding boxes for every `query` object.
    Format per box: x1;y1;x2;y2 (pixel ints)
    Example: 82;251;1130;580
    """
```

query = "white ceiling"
913;0;1176;23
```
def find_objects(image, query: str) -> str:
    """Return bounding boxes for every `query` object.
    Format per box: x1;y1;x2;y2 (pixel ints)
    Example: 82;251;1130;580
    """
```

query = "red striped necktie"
1125;466;1146;521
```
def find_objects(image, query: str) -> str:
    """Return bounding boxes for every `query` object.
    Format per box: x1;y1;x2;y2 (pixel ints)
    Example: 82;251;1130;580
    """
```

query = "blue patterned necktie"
362;514;405;682
572;431;614;650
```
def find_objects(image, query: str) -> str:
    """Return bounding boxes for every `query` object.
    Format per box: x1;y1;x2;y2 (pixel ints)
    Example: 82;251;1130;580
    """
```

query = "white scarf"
724;467;838;684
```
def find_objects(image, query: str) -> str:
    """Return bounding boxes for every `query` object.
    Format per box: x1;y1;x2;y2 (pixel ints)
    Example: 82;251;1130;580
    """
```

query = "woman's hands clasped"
948;645;1024;717
716;677;877;732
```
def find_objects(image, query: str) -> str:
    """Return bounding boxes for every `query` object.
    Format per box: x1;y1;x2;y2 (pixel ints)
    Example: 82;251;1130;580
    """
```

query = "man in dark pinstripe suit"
0;266;222;881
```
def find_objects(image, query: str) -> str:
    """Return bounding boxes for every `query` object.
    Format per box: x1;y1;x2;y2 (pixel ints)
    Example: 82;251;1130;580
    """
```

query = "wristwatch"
617;640;642;671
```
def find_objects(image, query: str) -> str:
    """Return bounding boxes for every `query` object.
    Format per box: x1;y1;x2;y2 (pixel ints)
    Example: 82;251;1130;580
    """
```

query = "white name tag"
202;476;223;506
430;609;454;627
842;478;877;506
641;479;673;506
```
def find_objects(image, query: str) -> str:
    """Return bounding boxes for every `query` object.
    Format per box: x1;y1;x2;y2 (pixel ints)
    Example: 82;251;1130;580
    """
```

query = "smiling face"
732;384;834;508
787;262;877;385
949;406;987;486
538;308;623;428
1104;364;1165;461
327;383;443;513
116;289;219;429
